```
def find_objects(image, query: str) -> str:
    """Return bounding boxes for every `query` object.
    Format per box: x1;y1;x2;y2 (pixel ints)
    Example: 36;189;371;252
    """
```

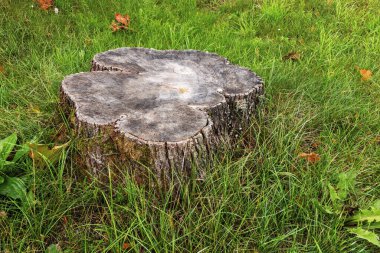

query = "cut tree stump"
60;48;264;185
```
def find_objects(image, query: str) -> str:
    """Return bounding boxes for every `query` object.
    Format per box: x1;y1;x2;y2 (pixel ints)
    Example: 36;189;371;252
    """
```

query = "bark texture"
60;48;264;186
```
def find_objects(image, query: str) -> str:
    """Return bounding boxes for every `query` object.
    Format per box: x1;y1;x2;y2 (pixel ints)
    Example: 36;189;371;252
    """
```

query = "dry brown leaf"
0;65;4;74
283;51;301;61
37;0;53;10
298;152;320;163
0;211;7;218
62;215;68;225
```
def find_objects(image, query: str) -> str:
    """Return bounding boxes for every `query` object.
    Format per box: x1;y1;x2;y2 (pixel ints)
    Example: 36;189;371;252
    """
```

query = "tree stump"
60;48;264;185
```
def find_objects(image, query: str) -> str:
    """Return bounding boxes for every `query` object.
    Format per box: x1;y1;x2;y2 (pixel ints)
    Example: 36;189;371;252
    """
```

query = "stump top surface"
62;48;262;142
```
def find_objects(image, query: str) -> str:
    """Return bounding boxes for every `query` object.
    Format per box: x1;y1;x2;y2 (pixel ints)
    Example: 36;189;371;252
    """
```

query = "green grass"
1;0;380;252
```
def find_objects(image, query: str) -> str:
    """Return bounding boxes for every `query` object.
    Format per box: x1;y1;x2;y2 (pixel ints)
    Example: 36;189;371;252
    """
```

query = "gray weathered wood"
60;47;264;185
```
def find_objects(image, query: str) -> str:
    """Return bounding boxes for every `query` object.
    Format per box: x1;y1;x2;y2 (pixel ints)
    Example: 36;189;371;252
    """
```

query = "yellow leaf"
29;104;41;115
28;141;70;166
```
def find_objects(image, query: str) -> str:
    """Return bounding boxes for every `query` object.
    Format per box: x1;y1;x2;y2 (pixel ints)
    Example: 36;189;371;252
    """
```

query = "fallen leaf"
111;13;131;32
0;211;7;218
84;37;92;46
359;69;372;81
29;104;41;115
122;242;131;250
311;141;320;148
355;66;373;81
282;51;301;61
115;13;130;27
28;141;70;166
62;215;68;225
298;152;320;163
37;0;53;10
0;65;4;74
110;21;120;32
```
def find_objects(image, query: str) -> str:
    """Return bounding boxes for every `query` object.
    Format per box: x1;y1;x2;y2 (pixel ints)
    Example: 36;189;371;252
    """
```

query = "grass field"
1;0;379;252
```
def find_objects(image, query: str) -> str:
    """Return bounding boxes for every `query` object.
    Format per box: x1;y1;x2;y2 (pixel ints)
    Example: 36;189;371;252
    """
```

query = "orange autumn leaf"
115;13;130;27
355;66;372;81
110;21;120;32
37;0;53;10
122;242;131;250
359;69;372;81
111;13;131;32
311;141;320;148
298;152;321;163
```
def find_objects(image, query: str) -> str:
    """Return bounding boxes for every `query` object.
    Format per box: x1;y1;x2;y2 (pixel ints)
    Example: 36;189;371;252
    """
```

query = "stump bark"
60;48;264;185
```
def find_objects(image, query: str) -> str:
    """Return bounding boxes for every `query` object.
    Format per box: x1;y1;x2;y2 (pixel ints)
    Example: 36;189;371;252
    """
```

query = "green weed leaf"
326;172;357;213
0;176;27;200
323;205;337;214
328;183;342;211
46;243;62;253
0;133;17;168
350;199;380;224
368;222;380;229
0;175;4;184
12;144;30;162
336;172;356;199
348;227;380;248
328;183;340;202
